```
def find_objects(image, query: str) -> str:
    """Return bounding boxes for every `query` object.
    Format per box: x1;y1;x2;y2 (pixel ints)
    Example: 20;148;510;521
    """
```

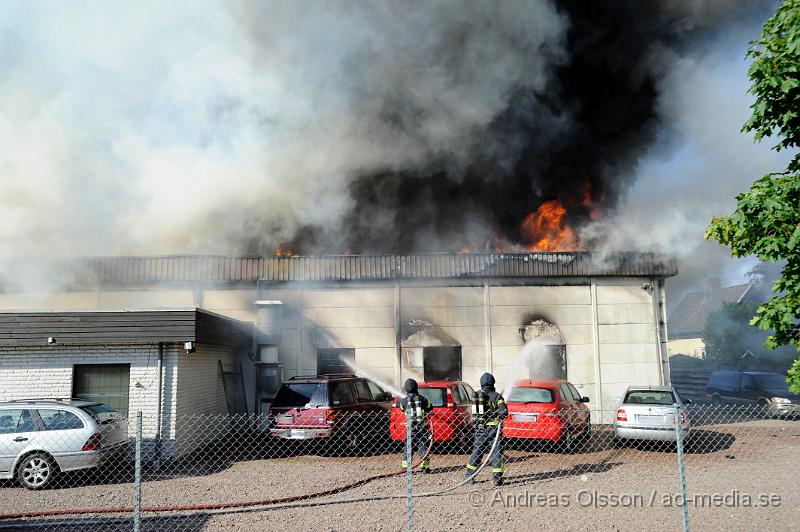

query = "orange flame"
274;246;295;257
582;181;600;221
521;199;579;251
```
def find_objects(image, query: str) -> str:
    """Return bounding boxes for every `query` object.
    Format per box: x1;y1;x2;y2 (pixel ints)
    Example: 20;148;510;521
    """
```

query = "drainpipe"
394;281;402;385
483;280;493;373
155;342;164;468
590;278;604;417
650;278;667;386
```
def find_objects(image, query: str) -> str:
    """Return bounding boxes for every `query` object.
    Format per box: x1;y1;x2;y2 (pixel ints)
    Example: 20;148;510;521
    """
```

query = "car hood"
762;387;799;399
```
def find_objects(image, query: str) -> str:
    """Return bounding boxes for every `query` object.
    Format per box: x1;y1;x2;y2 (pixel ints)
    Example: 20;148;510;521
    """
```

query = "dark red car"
502;379;591;451
389;380;475;448
268;374;393;452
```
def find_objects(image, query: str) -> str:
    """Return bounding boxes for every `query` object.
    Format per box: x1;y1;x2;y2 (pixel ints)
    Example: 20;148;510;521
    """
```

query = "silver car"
613;386;691;443
0;399;129;489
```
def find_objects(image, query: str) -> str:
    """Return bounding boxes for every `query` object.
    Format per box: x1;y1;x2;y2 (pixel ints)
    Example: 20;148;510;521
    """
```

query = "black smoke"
273;1;770;255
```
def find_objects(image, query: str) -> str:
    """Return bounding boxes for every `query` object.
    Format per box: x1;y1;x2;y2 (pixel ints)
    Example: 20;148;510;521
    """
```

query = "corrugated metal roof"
68;252;676;283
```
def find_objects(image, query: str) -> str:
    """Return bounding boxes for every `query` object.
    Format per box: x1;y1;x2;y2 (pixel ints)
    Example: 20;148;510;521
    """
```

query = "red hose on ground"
0;420;436;521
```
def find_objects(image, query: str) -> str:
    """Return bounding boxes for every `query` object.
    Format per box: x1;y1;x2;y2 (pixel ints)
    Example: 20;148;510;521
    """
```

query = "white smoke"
580;7;792;301
0;0;566;267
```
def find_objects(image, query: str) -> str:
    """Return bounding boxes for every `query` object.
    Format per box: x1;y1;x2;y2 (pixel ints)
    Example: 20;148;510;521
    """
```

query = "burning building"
0;252;675;422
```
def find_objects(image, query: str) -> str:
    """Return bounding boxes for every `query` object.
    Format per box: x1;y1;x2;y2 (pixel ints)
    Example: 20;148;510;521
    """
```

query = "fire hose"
0;416;502;522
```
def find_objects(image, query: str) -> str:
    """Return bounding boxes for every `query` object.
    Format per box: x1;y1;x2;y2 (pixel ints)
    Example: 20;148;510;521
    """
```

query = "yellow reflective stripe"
421;460;430;468
486;420;499;426
401;461;409;467
466;463;478;471
491;467;505;473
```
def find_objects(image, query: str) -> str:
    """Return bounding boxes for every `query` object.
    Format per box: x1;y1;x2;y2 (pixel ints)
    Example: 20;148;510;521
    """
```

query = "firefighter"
465;372;508;486
399;378;434;473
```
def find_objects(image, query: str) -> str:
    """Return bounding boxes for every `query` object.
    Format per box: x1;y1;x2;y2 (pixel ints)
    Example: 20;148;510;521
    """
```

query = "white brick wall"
0;343;237;459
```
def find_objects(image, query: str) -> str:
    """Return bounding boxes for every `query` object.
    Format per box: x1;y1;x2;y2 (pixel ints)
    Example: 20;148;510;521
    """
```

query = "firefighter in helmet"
465;372;508;486
399;378;434;473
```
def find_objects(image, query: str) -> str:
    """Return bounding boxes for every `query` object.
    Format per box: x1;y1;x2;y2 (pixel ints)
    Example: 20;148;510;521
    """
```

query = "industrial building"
0;252;675;422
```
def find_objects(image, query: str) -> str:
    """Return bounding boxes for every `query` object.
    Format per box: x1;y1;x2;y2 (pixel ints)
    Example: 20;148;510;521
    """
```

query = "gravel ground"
1;418;797;531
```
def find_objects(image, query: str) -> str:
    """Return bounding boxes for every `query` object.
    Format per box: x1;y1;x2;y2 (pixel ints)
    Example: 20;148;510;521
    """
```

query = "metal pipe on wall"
483;280;494;374
155;342;163;468
590;278;604;415
650;278;667;386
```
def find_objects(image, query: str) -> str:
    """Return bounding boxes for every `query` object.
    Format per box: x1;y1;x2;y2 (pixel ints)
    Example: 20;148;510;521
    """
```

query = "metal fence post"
674;405;689;532
134;411;142;532
406;408;413;532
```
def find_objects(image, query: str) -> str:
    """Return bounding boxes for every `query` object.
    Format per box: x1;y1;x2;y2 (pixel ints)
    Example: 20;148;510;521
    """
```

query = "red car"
390;380;475;448
502;379;591;451
268;375;393;452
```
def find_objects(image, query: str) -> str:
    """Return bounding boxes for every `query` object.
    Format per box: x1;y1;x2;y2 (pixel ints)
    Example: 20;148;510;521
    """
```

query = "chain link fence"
0;404;797;530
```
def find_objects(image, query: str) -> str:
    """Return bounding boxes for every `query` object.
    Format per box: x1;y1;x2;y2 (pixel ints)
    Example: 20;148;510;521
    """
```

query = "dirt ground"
0;418;797;531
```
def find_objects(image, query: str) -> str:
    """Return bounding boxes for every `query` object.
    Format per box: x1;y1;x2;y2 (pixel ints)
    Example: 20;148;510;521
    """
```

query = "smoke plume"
0;0;788;296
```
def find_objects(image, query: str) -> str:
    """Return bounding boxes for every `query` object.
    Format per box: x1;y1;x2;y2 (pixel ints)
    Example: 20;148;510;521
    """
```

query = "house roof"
0;308;252;348
3;252;677;286
668;283;753;340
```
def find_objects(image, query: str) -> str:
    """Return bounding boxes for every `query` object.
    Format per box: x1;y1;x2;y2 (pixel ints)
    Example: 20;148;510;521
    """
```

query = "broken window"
422;346;462;381
317;348;355;375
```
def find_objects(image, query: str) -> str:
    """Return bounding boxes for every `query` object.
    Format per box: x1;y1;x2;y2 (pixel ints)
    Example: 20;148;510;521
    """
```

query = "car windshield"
418;388;447;407
272;383;327;408
507;387;554;403
753;374;788;389
624;390;675;405
80;404;122;424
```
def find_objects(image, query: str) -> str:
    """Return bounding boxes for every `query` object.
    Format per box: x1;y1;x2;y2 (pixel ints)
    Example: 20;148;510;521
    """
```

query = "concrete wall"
259;278;665;422
0;278;668;422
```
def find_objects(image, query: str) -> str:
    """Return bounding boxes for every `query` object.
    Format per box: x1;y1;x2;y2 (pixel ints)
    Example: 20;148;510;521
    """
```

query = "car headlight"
770;397;791;404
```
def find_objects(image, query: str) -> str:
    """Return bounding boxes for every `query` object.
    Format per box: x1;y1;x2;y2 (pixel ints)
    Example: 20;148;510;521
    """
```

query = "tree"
705;0;800;393
704;300;796;369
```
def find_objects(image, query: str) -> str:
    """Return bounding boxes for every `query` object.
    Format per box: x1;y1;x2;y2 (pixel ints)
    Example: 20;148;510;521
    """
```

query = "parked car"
502;379;591;451
706;370;800;415
389;380;475;448
614;386;690;444
268;374;393;451
0;399;129;489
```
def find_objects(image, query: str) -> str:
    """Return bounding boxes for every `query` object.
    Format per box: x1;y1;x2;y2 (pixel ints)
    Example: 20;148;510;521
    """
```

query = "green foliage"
788;359;800;394
742;0;800;173
706;0;800;391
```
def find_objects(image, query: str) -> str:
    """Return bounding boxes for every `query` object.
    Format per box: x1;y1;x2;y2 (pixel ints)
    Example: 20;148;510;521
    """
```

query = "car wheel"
17;453;57;490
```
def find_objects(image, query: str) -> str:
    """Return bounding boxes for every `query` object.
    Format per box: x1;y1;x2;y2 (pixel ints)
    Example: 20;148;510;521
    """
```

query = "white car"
613;386;691;444
0;399;129;489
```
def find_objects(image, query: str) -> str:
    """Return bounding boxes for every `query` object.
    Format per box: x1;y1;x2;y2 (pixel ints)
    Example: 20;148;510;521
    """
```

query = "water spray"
340;357;406;398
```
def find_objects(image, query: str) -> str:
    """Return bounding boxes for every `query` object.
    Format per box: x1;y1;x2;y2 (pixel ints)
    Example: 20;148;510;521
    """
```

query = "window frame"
0;409;39;434
36;408;85;431
316;348;355;375
329;381;356;406
354;380;373;403
72;363;131;418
